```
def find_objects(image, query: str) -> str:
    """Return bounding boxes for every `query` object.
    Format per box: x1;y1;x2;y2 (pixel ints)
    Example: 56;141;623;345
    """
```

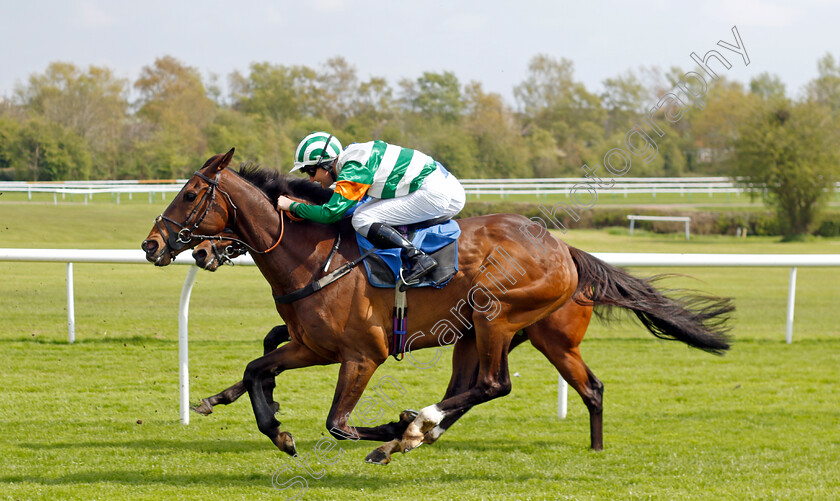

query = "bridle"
205;229;248;267
153;169;286;258
152;164;370;305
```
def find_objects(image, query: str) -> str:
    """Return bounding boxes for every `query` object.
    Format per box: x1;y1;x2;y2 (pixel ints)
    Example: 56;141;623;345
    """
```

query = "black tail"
568;246;733;355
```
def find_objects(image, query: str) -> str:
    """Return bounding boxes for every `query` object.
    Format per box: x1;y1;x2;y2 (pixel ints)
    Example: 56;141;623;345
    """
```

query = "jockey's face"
310;164;334;190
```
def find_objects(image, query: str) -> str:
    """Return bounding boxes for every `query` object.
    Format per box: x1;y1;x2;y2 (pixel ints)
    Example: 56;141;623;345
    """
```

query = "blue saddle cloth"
354;220;460;288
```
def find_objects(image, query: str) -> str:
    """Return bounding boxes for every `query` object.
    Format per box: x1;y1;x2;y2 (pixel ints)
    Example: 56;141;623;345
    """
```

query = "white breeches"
351;167;466;235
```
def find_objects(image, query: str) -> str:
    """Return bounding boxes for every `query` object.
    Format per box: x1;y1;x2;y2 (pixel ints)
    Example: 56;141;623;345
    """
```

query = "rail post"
786;267;797;344
178;265;199;424
67;263;75;344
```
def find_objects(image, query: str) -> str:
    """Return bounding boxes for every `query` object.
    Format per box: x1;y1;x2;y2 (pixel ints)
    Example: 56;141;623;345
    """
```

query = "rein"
156;168;370;304
213;239;246;266
154;170;288;257
273;248;375;304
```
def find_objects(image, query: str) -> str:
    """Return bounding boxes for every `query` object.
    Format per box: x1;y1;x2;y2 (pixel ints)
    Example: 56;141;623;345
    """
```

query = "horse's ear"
205;148;235;176
219;148;235;170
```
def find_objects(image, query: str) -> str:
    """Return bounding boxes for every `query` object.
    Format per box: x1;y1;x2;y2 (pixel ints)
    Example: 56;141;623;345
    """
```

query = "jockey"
275;131;466;284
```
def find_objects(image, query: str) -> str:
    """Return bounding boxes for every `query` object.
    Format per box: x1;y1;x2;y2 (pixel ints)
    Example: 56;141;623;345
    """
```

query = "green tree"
689;78;754;174
601;70;647;136
205;108;294;169
749;72;787;102
463;82;530;178
806;53;840;112
315;56;359;127
0;118;21;179
514;54;604;172
425;124;478;178
342;76;398;140
403;71;463;122
14;117;91;180
234;63;318;123
735;99;840;238
134;56;216;176
524;126;562;177
14;62;129;177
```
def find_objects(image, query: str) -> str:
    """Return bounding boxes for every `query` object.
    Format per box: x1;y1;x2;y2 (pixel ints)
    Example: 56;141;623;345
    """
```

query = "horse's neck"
223;173;334;293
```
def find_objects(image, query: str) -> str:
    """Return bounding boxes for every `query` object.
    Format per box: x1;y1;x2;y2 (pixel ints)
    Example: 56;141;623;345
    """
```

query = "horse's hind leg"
365;332;482;464
193;325;291;415
386;315;519;458
524;300;604;450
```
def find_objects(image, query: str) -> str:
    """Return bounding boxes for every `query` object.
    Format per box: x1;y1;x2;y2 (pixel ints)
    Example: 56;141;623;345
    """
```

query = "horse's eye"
184;192;197;202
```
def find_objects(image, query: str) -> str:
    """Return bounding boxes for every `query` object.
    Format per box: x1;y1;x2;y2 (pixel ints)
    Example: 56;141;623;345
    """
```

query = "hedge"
459;201;840;237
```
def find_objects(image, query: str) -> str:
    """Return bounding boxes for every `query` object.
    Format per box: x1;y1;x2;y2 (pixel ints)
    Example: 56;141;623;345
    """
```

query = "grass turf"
1;200;839;500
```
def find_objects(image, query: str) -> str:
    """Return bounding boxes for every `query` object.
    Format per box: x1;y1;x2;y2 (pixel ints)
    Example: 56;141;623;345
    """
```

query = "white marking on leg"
416;405;444;428
402;405;445;452
427;425;446;442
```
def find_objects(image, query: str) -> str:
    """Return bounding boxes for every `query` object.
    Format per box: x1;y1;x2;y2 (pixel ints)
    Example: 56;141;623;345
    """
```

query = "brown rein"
159;171;312;257
260;196;307;253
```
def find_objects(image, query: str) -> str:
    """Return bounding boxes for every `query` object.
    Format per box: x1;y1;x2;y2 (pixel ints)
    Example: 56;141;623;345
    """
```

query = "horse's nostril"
194;249;207;260
142;240;158;253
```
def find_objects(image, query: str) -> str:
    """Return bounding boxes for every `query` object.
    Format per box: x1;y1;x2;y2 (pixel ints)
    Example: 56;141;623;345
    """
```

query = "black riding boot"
366;223;438;283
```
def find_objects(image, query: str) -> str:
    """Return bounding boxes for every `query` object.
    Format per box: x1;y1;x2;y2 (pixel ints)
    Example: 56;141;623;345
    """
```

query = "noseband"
210;231;248;267
153;170;286;258
154;171;228;254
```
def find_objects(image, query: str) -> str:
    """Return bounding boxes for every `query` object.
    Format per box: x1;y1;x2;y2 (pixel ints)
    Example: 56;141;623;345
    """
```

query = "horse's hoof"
423;428;441;445
364;449;390;465
275;431;296;456
191;400;213;415
403;442;423;453
399;409;419;422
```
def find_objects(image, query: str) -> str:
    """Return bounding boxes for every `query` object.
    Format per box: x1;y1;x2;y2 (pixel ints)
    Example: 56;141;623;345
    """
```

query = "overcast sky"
1;0;837;106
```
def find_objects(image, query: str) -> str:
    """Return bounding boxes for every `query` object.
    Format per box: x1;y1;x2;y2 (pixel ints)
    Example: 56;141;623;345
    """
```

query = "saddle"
354;218;460;289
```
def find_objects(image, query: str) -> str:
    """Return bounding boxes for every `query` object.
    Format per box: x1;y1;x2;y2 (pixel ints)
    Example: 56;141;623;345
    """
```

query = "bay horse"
186;173;595;444
141;149;732;464
190;234;291;415
191;230;245;271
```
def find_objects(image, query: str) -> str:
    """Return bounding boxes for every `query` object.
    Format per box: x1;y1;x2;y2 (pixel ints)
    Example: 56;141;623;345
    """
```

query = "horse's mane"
235;163;333;205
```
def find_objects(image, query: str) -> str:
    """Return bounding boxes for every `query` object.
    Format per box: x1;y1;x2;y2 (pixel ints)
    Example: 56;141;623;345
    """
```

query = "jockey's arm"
292;163;371;224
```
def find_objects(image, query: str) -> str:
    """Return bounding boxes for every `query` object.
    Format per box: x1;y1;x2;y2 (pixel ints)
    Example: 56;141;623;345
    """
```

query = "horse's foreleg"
244;341;331;455
193;325;291;415
324;358;418;445
193;380;247;415
260;325;291;409
525;301;604;450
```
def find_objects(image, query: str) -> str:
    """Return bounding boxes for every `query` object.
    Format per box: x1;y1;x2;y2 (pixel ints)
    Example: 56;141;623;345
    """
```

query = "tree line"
0;54;838;236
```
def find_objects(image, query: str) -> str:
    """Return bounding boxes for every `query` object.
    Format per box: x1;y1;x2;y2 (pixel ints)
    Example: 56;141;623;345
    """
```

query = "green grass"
1;200;839;500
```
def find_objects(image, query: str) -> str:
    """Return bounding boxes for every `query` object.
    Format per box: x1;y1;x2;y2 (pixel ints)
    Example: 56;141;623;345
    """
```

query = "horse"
190;230;246;271
187;174;596;444
141;149;732;464
190;217;603;449
190;234;291;415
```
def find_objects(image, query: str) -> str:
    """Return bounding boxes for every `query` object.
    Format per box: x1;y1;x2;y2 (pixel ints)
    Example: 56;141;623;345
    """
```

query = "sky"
1;0;838;106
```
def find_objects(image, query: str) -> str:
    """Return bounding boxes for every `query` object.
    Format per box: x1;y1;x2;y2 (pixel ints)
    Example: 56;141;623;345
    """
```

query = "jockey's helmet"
291;132;342;173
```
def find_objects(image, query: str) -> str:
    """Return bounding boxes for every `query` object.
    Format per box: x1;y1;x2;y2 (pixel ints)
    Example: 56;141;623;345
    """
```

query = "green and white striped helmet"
291;131;342;172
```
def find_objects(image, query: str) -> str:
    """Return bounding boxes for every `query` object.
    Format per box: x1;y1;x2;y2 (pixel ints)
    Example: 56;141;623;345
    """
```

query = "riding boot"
366;223;438;283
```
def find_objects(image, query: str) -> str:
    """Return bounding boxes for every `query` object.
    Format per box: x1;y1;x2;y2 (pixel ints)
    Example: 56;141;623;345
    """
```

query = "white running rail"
4;178;839;202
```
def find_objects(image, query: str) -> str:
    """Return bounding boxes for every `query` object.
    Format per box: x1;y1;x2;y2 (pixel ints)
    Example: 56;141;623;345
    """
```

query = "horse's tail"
567;246;733;355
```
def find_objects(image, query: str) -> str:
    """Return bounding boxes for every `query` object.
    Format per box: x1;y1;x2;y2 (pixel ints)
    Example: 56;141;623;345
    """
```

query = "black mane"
235;163;333;205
